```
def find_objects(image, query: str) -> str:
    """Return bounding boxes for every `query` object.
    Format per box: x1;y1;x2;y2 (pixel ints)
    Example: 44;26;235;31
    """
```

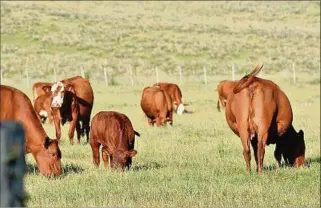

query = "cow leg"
147;118;154;126
102;146;110;169
156;117;166;127
168;111;173;126
76;120;81;144
83;118;90;143
274;142;282;168
239;129;251;172
250;137;258;171
257;132;268;173
90;137;101;167
53;116;61;142
68;119;77;145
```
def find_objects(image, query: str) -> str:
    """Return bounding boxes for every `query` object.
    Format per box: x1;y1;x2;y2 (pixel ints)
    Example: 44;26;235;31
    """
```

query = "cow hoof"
70;141;74;145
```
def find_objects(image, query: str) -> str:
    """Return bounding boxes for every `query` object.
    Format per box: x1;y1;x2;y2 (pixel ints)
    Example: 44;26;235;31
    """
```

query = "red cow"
90;111;139;170
216;80;237;112
141;86;173;127
225;64;305;173
0;85;61;177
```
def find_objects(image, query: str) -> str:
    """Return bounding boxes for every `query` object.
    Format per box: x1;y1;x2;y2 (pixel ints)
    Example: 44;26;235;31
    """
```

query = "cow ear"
125;150;137;158
42;85;52;93
44;137;51;149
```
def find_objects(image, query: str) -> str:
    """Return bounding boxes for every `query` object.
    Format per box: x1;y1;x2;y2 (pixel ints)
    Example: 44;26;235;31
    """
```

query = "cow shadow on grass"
132;161;162;172
183;109;194;114
263;156;319;171
26;162;84;177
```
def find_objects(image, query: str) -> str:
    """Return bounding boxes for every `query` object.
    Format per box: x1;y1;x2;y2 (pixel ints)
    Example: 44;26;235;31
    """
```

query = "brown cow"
153;82;188;114
34;92;53;124
90;111;139;170
43;76;94;144
0;85;61;177
216;80;237;112
141;86;173;127
225;64;305;173
32;82;53;102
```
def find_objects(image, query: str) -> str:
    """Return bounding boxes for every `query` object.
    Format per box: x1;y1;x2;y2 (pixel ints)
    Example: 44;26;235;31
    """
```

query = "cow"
141;86;173;127
153;82;188;114
0;85;61;177
225;64;305;173
32;82;53;102
34;92;53;124
42;76;94;145
216;80;237;112
90;111;139;170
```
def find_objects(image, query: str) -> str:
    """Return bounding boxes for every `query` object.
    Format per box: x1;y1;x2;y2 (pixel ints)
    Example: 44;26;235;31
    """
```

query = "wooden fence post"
155;67;159;82
292;62;296;83
103;66;108;87
232;63;235;81
53;67;57;82
129;65;134;87
203;65;207;85
178;65;182;84
25;68;29;88
1;68;3;81
80;65;85;78
0;121;27;207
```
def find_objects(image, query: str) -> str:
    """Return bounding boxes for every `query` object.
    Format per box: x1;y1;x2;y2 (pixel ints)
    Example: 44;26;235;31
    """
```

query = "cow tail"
134;130;140;137
233;64;263;94
217;99;221;112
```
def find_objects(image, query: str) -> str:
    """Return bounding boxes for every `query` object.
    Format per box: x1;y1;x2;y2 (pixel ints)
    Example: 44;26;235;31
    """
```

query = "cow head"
34;137;62;177
111;149;137;170
50;82;65;108
283;129;305;167
177;103;185;115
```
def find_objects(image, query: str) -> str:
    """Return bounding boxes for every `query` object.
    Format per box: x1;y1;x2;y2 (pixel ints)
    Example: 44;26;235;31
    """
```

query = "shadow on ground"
263;156;319;171
132;161;162;171
26;162;85;177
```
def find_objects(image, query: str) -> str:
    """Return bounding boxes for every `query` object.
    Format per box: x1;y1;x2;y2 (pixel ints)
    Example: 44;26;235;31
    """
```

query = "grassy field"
1;1;320;208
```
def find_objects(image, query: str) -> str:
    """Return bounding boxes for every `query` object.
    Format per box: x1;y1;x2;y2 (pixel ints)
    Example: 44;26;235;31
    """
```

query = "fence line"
178;66;182;84
232;63;235;81
203;65;207;85
292;62;296;83
103;66;108;87
155;67;159;82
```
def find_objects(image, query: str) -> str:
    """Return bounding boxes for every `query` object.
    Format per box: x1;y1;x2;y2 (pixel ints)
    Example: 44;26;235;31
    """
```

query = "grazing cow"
153;82;188;114
34;92;53;124
90;111;139;170
225;64;305;173
32;82;53;102
42;76;94;144
0;85;61;177
141;86;173;127
216;80;237;112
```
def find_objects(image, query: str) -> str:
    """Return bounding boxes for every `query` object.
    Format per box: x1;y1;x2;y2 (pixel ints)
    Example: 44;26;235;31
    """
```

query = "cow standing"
141;86;173;127
0;85;61;177
43;76;94;144
153;82;188;114
90;111;139;170
216;80;237;112
32;82;53;102
225;64;305;173
34;92;53;124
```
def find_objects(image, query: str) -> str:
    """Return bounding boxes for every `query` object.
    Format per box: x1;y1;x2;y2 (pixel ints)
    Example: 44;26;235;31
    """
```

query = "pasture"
1;1;320;207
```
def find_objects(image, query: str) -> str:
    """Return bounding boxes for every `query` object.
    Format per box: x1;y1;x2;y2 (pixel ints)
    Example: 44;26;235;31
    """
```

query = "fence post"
292;62;296;83
232;63;235;81
25;68;29;88
178;65;182;84
203;65;207;85
1;68;3;81
155;67;159;82
129;65;134;87
103;66;108;87
0;121;27;207
80;65;85;78
53;67;57;82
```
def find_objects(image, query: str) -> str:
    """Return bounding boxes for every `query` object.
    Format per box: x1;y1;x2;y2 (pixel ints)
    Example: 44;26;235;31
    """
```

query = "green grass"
0;1;320;207
1;74;320;207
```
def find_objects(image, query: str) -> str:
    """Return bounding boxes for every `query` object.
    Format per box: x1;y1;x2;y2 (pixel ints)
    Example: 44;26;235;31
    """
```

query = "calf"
1;85;61;177
32;82;53;102
34;92;53;124
153;82;188;114
225;64;305;173
141;86;173;127
90;111;139;170
216;80;237;112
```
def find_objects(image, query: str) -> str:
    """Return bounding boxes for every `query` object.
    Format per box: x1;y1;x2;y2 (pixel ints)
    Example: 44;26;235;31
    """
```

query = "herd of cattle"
0;64;306;177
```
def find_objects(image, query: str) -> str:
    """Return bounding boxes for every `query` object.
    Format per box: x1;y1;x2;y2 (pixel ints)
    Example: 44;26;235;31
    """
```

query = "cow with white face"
49;81;79;145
